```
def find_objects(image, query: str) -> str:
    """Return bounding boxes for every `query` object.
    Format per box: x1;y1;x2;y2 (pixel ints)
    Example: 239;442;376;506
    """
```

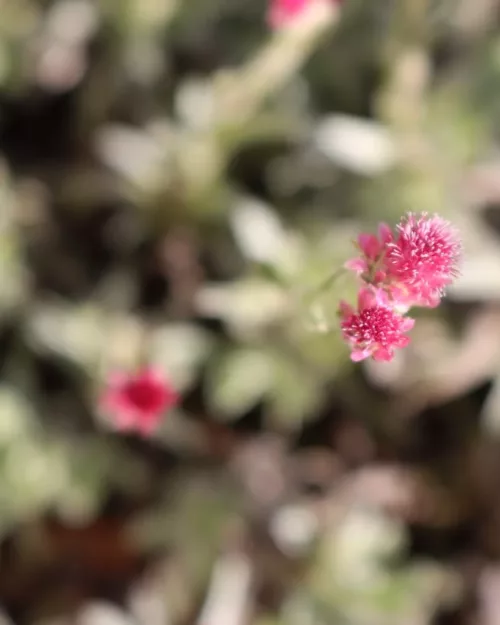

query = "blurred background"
2;0;500;623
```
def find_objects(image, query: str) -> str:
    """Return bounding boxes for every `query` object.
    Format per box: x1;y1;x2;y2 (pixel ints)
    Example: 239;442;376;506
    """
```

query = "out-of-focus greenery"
2;1;500;624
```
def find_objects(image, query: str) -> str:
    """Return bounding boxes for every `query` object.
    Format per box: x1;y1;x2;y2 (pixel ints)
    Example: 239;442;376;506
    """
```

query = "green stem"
302;266;348;306
298;267;348;333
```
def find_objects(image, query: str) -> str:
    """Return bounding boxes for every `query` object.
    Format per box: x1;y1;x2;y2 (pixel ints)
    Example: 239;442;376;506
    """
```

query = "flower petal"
350;349;371;362
344;258;367;274
373;347;393;361
338;300;354;318
400;317;415;332
358;234;381;259
378;222;393;244
357;287;376;311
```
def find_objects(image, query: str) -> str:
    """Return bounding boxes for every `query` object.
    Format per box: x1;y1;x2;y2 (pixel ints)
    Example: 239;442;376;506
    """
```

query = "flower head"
267;0;338;28
384;213;462;307
339;288;415;362
344;213;462;309
100;367;178;435
268;0;309;27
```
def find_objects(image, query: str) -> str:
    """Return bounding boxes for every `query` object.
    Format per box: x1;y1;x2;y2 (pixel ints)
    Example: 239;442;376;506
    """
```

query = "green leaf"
205;348;274;420
268;355;323;429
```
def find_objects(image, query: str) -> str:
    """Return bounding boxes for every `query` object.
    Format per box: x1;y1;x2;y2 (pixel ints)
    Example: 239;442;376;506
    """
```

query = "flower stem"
297;266;348;333
302;266;348;305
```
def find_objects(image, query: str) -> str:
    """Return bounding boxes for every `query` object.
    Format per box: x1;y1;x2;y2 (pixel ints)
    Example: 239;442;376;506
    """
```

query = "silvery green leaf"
314;114;397;175
0;386;32;443
175;77;216;131
0;235;27;315
230;197;296;269
206;348;274;420
95;123;173;188
27;301;105;367
268;356;322;428
196;280;290;334
0;176;27;314
150;323;214;390
332;509;406;588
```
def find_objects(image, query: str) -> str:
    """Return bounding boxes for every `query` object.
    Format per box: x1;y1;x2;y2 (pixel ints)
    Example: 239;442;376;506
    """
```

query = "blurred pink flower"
100;368;178;435
268;0;308;27
267;0;337;28
339;287;415;362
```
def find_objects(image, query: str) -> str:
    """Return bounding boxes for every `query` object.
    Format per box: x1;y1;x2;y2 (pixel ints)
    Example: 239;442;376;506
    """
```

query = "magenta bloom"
267;0;338;28
339;288;415;362
100;368;178;435
268;0;309;27
345;213;462;309
384;213;462;307
338;213;461;362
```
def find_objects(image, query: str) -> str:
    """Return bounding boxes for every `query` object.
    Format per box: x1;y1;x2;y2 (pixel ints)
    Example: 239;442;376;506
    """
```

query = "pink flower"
344;213;462;309
344;223;393;280
384;213;462;308
268;0;309;27
267;0;337;28
100;368;178;435
339;288;415;362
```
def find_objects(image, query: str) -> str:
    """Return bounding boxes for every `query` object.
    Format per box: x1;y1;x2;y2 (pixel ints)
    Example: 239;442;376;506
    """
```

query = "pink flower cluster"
339;213;462;362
